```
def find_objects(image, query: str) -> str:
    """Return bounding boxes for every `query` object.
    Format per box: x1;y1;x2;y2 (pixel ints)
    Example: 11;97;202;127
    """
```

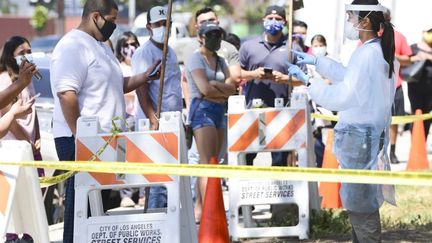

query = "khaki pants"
348;210;381;243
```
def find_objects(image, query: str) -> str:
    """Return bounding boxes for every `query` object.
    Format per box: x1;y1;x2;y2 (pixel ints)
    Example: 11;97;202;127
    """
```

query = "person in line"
0;99;34;139
225;33;241;51
288;0;396;241
114;31;142;207
50;1;160;242
296;34;334;168
182;6;242;221
185;21;237;222
293;20;310;52
0;53;36;110
132;5;183;209
407;29;432;139
240;5;302;167
115;31;140;122
0;36;43;173
383;7;412;164
181;6;242;106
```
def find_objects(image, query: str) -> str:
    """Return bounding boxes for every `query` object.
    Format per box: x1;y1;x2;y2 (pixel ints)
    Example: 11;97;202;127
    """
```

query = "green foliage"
0;0;17;14
30;5;49;32
179;0;232;16
243;1;268;24
310;209;351;238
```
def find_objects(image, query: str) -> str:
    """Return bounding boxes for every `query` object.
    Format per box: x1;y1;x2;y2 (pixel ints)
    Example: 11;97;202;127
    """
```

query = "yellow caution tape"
312;112;432;125
39;171;77;188
1;160;431;187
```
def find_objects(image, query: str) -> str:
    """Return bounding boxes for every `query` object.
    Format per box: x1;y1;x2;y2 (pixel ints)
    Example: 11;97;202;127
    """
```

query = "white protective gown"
308;38;397;213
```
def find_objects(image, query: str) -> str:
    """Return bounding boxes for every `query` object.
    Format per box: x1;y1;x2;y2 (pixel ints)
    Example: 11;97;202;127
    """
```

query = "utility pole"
56;0;65;36
129;0;135;27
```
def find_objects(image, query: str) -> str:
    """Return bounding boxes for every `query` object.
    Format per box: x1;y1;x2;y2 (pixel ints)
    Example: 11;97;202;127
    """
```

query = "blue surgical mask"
263;19;284;36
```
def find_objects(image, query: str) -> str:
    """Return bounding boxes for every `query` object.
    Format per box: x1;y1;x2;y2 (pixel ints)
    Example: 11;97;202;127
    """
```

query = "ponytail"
380;21;395;78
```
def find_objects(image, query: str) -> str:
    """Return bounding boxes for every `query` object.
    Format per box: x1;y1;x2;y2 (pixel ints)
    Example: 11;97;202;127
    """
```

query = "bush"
30;5;49;32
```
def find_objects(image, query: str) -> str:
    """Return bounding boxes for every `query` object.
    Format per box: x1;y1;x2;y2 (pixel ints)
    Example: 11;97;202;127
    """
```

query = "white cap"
148;6;169;24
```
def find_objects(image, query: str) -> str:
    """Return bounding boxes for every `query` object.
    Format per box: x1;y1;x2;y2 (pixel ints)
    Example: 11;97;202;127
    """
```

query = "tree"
30;5;49;34
181;0;232;16
1;0;17;14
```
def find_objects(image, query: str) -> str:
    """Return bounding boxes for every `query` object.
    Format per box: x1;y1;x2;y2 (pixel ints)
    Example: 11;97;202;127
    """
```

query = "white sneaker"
138;197;145;206
120;197;135;207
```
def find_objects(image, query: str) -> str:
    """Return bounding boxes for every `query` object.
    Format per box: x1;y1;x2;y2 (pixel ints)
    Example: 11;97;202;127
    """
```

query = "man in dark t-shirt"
239;5;303;166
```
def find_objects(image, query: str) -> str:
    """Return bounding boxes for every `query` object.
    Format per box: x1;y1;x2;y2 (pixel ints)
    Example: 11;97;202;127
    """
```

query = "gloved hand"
287;63;310;85
292;50;317;65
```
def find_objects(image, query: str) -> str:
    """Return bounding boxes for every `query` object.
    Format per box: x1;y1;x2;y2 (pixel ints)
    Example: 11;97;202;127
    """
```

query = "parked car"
30;35;61;55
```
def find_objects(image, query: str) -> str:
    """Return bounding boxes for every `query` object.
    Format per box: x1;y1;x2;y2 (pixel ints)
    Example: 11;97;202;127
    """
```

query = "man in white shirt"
50;1;159;242
132;6;182;208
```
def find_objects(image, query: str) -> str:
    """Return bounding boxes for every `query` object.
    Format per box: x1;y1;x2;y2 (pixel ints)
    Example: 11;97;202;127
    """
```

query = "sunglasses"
123;42;138;48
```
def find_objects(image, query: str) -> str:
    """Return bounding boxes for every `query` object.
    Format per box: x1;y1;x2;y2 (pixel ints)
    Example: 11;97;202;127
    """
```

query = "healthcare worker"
288;0;397;242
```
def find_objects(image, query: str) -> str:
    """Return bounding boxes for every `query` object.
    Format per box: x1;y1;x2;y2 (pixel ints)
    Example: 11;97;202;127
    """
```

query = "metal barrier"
227;94;320;241
73;112;197;243
0;140;50;243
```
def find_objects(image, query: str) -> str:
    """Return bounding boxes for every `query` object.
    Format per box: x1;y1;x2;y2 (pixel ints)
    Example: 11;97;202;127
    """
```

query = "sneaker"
390;152;400;164
19;233;34;243
138;197;145;206
120;197;135;207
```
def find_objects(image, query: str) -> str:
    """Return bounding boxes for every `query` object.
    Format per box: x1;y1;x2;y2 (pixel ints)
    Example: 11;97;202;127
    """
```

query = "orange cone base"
319;129;342;209
407;109;430;171
198;156;229;243
320;182;342;208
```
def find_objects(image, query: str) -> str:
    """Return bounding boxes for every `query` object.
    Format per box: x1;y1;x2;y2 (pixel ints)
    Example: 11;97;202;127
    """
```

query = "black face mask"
94;14;116;41
204;36;222;52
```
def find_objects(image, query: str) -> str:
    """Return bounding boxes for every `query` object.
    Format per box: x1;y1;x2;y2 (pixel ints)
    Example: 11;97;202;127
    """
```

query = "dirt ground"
240;229;432;242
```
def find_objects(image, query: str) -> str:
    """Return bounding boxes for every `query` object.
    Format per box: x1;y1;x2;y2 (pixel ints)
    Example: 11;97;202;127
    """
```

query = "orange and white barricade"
73;112;197;243
0;140;50;243
227;95;319;241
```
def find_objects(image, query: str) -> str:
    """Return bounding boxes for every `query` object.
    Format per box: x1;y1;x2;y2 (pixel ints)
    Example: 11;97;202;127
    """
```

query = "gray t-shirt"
185;51;228;101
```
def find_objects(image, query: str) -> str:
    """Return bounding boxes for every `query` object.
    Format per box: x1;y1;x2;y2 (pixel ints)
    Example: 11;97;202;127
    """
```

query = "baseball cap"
198;21;223;36
264;5;286;19
147;6;170;24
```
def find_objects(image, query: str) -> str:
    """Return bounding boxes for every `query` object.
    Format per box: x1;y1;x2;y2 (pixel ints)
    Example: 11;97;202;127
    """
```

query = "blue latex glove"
292;50;317;65
287;63;310;85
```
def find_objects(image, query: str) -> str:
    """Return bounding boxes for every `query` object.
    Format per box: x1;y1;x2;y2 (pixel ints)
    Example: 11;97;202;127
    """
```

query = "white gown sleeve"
315;56;346;84
308;47;374;112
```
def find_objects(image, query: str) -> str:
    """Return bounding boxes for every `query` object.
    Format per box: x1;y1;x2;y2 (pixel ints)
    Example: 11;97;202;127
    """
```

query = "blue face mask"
263;19;284;36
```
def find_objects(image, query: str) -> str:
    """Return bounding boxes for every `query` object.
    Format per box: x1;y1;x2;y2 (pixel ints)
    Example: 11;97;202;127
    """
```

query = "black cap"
264;5;286;19
198;21;223;36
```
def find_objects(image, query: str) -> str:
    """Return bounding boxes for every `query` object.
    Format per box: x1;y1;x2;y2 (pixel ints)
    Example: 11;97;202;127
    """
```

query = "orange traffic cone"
319;129;342;209
406;109;430;171
198;156;229;243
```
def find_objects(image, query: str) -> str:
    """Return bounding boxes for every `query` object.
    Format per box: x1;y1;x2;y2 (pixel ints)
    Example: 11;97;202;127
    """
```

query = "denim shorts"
188;98;226;130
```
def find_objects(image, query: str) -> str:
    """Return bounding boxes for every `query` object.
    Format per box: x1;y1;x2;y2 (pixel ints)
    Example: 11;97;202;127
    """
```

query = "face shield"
343;4;386;42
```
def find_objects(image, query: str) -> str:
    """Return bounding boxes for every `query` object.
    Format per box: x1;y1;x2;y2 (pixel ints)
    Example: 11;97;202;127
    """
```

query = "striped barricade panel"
228;108;306;152
0;170;12;221
76;132;178;186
